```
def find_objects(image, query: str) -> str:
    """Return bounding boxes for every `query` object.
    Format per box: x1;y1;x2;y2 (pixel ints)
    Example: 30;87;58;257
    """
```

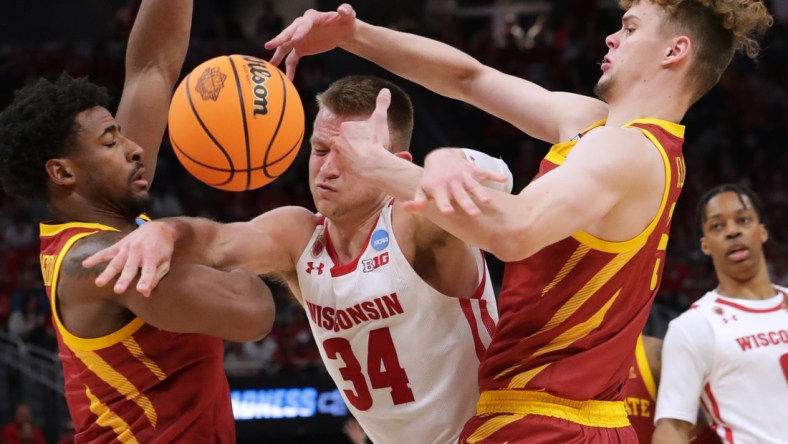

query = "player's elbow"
227;272;276;342
488;219;538;262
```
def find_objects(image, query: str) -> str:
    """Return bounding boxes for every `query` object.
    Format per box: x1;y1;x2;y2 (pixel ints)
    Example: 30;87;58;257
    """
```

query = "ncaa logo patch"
371;229;389;251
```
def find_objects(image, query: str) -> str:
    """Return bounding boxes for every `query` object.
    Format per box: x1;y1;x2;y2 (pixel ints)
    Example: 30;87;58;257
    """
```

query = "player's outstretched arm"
403;127;663;261
65;232;275;342
115;0;193;185
654;419;693;444
266;4;607;144
82;207;317;297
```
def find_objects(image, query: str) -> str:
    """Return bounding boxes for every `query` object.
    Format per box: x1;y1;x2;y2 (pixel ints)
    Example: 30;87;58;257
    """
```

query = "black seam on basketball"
227;55;252;191
184;72;236;185
261;66;288;179
265;126;304;168
171;138;234;186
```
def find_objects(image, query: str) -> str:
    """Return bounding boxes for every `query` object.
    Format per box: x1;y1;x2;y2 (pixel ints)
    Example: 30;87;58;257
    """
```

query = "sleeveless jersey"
480;119;685;407
39;221;234;443
296;203;498;444
658;288;788;444
623;335;657;443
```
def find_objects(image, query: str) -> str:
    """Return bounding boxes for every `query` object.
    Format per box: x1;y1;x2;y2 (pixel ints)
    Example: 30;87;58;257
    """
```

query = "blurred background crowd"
0;0;786;442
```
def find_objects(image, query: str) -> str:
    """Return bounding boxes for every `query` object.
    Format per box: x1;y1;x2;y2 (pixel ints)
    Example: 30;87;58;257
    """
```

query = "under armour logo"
306;262;325;275
722;314;738;324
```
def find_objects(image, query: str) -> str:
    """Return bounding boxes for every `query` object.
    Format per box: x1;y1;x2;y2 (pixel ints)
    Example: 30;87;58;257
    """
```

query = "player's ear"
758;223;768;244
394;151;413;163
45;158;77;187
699;236;711;256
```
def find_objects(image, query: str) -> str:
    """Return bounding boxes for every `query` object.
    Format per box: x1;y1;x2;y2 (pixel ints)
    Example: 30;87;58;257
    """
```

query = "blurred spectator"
1;404;46;444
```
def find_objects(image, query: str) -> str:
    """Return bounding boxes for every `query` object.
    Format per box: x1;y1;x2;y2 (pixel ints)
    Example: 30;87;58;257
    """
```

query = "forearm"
653;421;692;444
163;217;225;267
343;21;484;103
126;0;192;83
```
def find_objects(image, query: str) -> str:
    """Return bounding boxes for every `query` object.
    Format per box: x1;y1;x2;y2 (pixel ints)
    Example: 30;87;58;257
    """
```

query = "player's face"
308;108;387;221
67;107;150;217
700;191;768;280
596;0;672;101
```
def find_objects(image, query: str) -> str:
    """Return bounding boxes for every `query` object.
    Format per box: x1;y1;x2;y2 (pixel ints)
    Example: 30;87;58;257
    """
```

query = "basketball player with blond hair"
83;75;509;444
655;184;788;444
264;0;773;441
0;1;276;441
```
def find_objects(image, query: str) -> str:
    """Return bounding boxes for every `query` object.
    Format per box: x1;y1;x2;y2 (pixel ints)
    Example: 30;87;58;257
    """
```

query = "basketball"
167;54;305;191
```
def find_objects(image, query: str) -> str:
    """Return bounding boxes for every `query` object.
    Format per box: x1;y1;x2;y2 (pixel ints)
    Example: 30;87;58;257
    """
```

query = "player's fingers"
337;3;355;17
284;50;301;81
82;246;116;269
264;19;298;50
94;248;127;287
464;175;492;204
450;180;482;216
473;169;508;183
403;188;429;212
113;250;142;295
431;185;455;215
268;44;291;67
372;89;391;147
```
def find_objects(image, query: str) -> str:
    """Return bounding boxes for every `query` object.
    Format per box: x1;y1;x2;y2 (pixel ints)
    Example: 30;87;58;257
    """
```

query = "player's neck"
48;198;137;233
605;84;690;127
327;204;385;263
715;266;776;301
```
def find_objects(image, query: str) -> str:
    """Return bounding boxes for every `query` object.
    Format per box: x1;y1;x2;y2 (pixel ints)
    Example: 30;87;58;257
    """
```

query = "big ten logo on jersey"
362;252;389;273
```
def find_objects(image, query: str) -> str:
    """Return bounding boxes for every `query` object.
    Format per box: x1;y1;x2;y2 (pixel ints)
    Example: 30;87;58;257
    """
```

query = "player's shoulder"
60;230;126;300
670;291;719;328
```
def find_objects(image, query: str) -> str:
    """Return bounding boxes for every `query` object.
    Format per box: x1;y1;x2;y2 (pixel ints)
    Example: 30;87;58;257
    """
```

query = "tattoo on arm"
61;232;122;279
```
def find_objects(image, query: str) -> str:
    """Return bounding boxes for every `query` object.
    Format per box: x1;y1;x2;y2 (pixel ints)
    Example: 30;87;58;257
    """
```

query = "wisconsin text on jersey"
305;293;404;332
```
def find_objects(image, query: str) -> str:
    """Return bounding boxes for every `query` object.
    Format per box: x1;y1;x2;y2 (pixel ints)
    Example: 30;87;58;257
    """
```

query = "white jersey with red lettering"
655;286;788;444
295;203;497;444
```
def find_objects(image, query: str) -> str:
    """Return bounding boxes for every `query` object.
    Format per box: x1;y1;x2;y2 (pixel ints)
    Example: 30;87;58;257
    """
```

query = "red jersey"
623;335;657;442
478;119;685;419
40;221;235;443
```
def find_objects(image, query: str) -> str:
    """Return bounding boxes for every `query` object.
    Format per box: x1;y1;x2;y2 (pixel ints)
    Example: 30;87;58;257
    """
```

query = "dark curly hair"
0;73;112;200
696;183;766;234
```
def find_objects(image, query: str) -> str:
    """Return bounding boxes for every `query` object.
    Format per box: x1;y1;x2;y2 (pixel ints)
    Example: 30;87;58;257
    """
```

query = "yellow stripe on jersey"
85;386;139;444
541;244;590;297
571;119;676;253
49;229;145;351
122;337;166;381
531;289;621;359
635;335;657;400
476;390;630;428
465;413;527;444
507;363;550;389
534;248;638;335
73;348;158;428
40;221;120;237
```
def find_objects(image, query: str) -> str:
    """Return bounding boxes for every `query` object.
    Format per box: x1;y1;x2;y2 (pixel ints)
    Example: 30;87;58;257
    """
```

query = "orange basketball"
168;54;305;191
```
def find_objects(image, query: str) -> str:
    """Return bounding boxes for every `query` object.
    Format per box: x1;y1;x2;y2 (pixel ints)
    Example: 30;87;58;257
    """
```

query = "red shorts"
459;413;638;444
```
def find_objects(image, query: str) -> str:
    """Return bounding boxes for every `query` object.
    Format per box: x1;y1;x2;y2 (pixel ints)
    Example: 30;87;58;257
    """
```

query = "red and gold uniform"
461;119;685;443
623;335;658;443
40;221;234;443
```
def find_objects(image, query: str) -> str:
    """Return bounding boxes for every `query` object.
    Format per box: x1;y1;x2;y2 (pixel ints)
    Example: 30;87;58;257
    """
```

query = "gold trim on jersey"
40;221;119;237
532;289;621;359
73;348;158;428
635;335;657;400
544;120;607;165
466;413;527;443
570;119;677;253
48;227;144;351
477;390;630;428
122;337;166;381
85;386;139;443
541;244;590;296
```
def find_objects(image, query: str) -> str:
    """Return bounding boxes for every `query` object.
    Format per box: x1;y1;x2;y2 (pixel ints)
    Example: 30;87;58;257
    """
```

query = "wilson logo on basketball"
194;67;227;101
242;55;272;116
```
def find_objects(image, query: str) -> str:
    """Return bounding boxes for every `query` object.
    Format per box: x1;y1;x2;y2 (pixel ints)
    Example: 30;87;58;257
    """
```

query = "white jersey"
295;204;497;444
655;287;788;444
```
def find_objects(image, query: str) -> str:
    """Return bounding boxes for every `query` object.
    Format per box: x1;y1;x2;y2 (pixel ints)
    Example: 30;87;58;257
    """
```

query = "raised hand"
82;221;175;297
337;87;391;172
265;4;357;80
404;149;508;216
